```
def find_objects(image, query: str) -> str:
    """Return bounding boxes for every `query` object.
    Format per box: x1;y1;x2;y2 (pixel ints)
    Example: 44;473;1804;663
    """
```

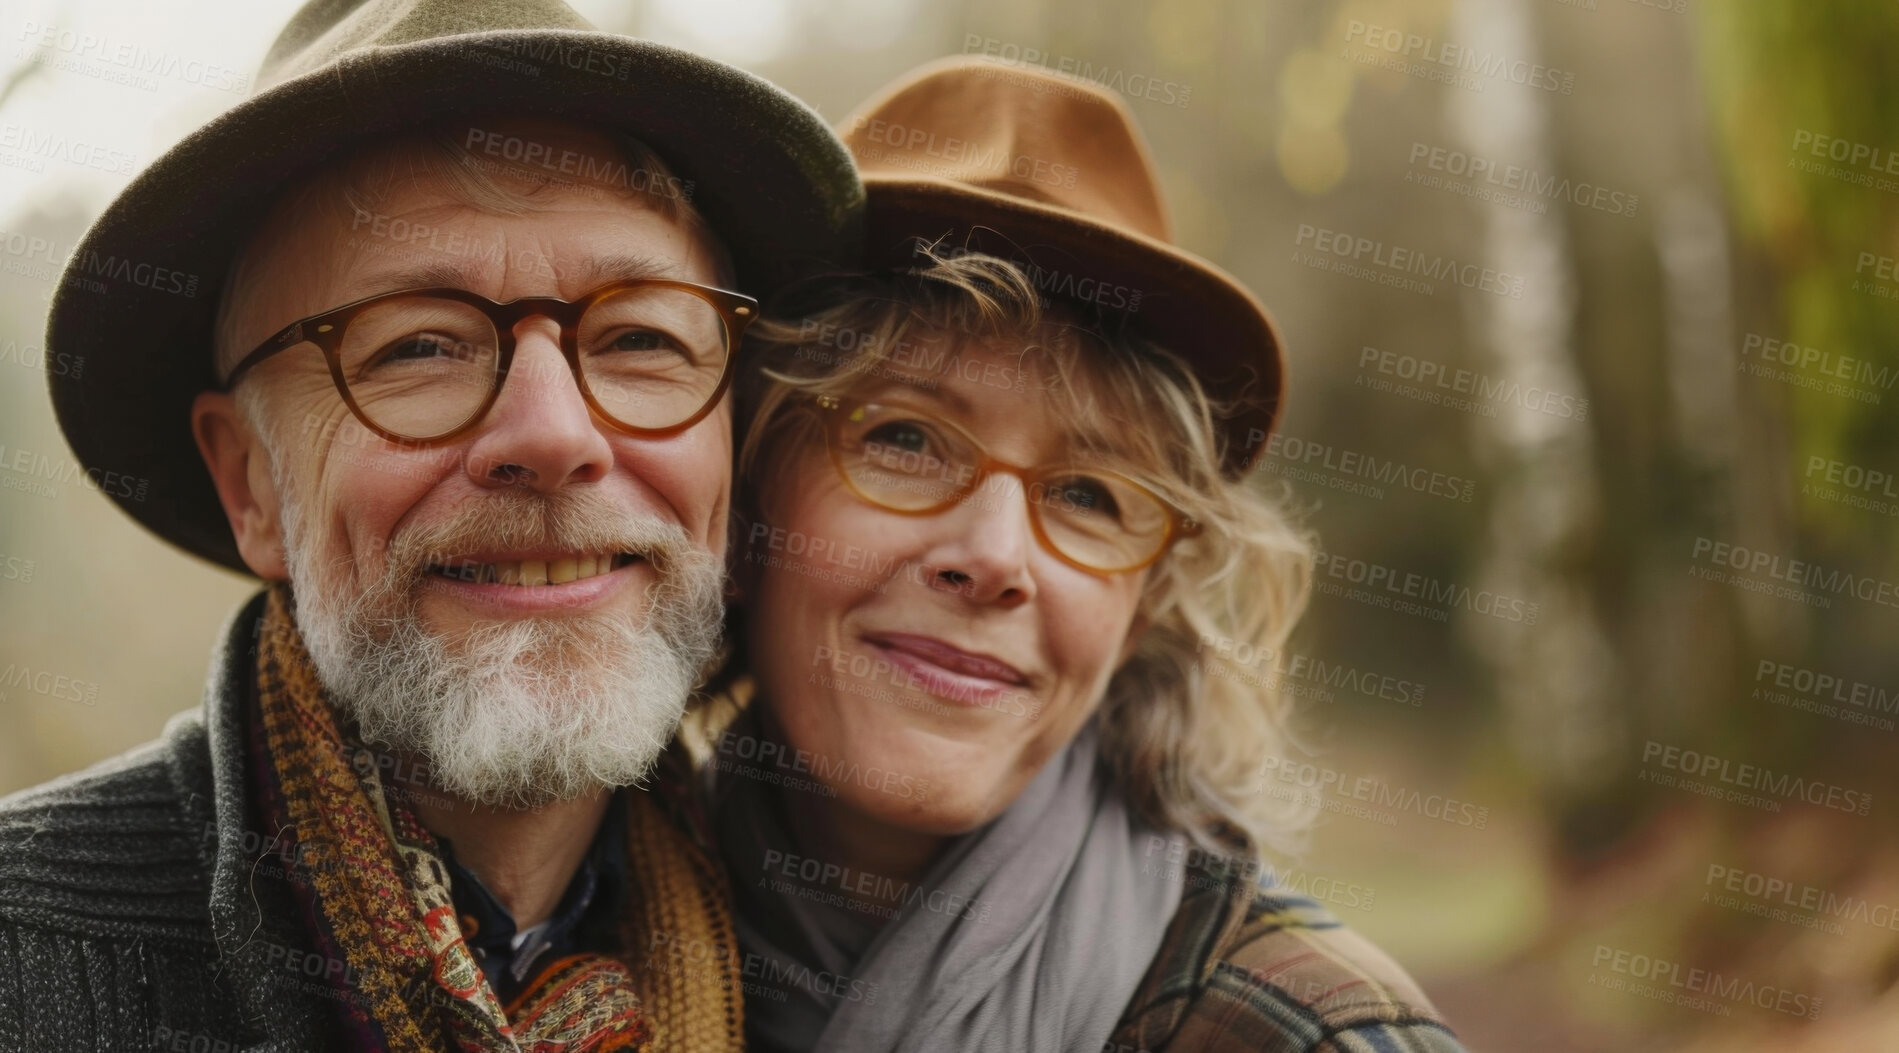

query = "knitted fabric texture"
250;582;742;1051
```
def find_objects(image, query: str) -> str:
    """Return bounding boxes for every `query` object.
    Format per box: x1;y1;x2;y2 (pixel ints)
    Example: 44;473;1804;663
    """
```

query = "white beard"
276;474;724;810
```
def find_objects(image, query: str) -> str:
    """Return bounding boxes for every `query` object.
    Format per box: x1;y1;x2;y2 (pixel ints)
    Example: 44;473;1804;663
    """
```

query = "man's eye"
384;334;474;362
604;329;683;354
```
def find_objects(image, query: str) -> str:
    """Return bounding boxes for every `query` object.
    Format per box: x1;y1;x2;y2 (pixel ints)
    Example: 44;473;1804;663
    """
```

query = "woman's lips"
863;632;1029;707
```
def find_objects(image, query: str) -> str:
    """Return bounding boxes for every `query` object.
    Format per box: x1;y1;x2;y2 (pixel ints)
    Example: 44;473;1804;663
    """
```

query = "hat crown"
262;0;595;88
842;57;1173;245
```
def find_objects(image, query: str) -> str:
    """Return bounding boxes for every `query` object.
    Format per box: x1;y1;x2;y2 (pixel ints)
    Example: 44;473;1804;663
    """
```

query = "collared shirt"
1107;848;1465;1051
437;790;629;1004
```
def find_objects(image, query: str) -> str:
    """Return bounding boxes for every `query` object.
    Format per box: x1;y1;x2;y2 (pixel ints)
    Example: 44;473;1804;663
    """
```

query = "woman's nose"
919;471;1039;605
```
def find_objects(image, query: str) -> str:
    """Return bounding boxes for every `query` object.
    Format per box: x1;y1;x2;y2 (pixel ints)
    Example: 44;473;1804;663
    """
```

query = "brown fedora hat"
838;56;1284;477
45;0;863;575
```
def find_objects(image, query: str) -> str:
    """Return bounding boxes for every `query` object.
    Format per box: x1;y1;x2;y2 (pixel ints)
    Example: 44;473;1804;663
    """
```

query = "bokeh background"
3;0;1897;1048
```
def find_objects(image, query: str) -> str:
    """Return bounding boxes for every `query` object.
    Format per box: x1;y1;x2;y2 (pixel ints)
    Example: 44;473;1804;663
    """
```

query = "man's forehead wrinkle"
340;247;683;301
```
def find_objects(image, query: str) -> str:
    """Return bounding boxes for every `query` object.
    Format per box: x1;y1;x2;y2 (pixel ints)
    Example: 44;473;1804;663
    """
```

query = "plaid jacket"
1106;850;1466;1053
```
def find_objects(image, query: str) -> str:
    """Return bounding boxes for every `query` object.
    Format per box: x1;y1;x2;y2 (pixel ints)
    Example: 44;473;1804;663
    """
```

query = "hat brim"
859;174;1283;479
46;29;863;575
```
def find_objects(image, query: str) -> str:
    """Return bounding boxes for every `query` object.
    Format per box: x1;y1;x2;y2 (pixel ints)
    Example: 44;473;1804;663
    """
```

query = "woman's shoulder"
1211;885;1463;1048
1110;860;1467;1052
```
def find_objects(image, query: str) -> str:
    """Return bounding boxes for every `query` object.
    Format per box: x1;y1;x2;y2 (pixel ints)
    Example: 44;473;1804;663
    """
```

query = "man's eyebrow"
571;251;680;288
345;259;481;297
342;252;683;300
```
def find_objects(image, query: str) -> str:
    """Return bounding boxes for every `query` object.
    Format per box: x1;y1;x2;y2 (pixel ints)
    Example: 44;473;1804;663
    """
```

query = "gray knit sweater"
0;590;343;1051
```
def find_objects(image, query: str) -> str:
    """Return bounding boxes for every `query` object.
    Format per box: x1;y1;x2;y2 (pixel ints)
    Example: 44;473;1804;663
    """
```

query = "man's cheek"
619;428;732;553
329;480;427;590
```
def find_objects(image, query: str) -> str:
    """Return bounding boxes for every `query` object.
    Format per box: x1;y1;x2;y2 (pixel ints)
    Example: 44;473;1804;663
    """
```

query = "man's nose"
462;317;612;491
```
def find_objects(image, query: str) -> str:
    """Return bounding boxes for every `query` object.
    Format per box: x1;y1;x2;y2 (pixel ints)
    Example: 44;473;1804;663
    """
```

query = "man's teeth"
431;553;634;585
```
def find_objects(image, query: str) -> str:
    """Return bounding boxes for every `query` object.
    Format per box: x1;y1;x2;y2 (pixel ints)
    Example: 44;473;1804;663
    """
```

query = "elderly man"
0;1;858;1050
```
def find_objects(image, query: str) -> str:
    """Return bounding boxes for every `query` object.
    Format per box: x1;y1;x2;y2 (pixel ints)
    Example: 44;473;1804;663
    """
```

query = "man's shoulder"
0;710;218;945
1189;884;1464;1050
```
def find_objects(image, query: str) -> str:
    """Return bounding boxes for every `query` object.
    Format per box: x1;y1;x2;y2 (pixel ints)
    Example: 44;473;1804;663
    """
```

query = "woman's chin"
841;782;998;839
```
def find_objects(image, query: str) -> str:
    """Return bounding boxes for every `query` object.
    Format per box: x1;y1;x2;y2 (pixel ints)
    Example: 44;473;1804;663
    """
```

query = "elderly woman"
700;59;1465;1053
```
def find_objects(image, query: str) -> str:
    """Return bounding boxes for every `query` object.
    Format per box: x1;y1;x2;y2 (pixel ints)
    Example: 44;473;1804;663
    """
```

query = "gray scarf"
712;704;1186;1053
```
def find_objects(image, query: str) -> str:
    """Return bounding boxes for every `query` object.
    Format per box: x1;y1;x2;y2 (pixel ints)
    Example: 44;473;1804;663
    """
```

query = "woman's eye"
864;420;933;452
1053;478;1121;517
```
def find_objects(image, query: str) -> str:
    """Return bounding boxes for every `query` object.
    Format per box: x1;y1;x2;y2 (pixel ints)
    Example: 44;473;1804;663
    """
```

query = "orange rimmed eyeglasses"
808;393;1201;574
222;279;759;444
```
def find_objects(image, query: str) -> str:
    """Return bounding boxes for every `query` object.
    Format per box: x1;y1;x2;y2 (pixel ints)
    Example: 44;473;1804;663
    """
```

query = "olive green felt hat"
45;0;863;574
839;56;1284;477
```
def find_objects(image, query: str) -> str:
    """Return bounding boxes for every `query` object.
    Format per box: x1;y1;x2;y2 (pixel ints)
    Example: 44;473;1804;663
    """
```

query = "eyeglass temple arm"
223;320;307;390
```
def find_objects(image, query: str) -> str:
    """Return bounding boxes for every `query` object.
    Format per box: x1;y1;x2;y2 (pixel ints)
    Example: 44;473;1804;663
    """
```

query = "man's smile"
425;550;644;586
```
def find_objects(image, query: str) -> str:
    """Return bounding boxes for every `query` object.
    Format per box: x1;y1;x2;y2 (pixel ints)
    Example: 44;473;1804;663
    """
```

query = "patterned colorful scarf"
247;583;743;1052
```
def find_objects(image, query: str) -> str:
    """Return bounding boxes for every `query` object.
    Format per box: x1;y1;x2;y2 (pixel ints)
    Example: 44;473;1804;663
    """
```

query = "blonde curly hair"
721;246;1318;861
